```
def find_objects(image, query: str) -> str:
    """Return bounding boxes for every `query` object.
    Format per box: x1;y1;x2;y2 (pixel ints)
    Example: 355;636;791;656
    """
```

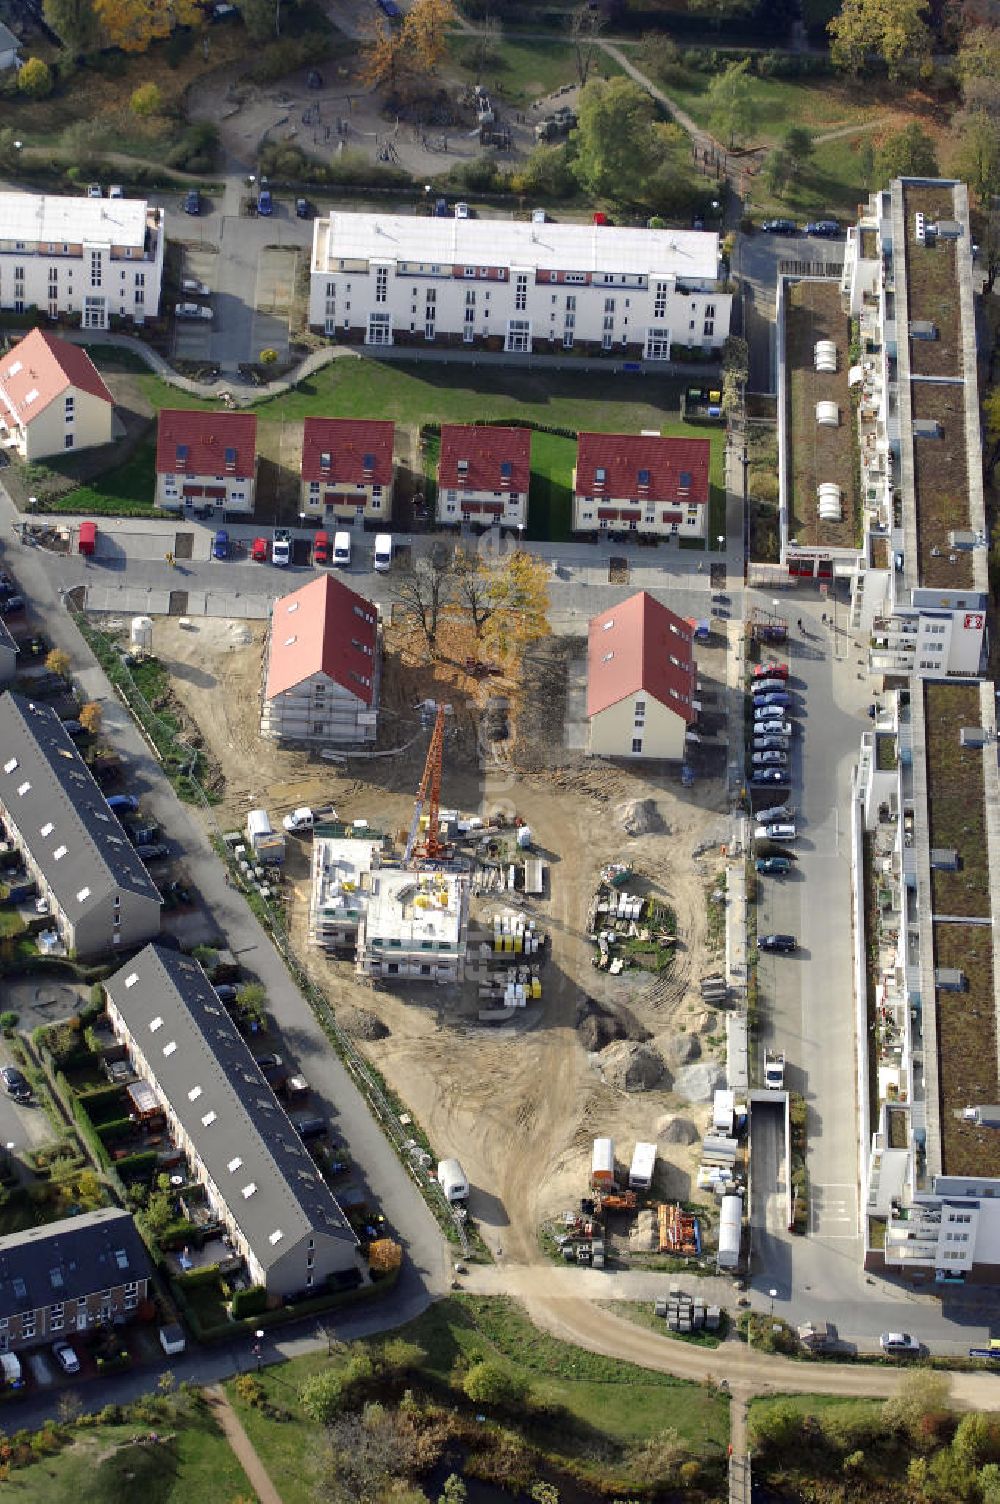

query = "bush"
176;1264;223;1290
462;1360;530;1409
165;122;218;174
114;1149;159;1180
18;58;52;98
300;1368;344;1424
230;1285;267;1319
130;82;162;117
246;33;333;84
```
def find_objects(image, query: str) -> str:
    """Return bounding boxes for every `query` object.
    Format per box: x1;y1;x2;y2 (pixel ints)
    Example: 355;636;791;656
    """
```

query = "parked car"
87;183;102;199
753;692;792;709
804;219;840;237
184;189;201;215
761;217;797;234
272;532;292;567
754;704;788;722
107;794;140;813
175;303;212;321
333;531;351;567
434;197;449;217
295;197;313;219
755;719;793;737
373;533;393;573
136;843;169;861
454;201;470;219
758;933;797;953
214;984;238;1003
755;856;792;875
751;750;788;766
251;536;269;563
753;661;789;679
313;531;330;565
1;1066;30;1102
181;277;210;296
282;807;315;833
751;678;787;695
0;596;24;616
254;1052;283;1072
751;769;787;786
754;822;796;841
880;1331;921;1356
109;184;124;199
257;181;273;216
212;529;229;560
51;1339;80;1375
753;737;790;754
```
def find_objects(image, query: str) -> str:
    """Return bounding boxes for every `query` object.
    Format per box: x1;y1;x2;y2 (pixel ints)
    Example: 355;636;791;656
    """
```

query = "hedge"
176;1263;223;1291
420;417;580;443
113;1149;159;1179
77;1082;124;1111
230;1285;267;1319
96;1118;136;1144
57;1070;110;1171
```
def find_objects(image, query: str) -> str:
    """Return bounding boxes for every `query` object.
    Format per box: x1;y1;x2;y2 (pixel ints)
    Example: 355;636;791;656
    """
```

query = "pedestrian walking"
797;617;803;631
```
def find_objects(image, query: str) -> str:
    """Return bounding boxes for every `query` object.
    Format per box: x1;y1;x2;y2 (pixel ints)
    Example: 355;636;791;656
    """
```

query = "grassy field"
447;36;621;107
2;1404;251;1502
527;430;576;542
749;1391;884;1431
663;72;880;142
598;1298;726;1347
226;1295;729;1504
48;437;159;516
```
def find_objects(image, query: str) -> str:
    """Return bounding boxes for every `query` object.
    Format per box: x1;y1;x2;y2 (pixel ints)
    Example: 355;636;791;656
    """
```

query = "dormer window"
320;451;331;472
637;468;650;489
457;458;469;474
500;460;512;483
175;444;189;470
594;467;606;489
678;469;692;496
224;446;237;471
362;452;375;473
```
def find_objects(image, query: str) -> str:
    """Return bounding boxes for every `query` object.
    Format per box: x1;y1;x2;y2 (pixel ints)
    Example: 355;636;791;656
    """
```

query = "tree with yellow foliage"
79;701;103;734
482;549;550;658
94;0;201;55
45;648;71;677
360;0;454;94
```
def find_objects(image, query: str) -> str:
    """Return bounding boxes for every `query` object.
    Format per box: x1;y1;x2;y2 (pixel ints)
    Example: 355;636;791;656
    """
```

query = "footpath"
207;1384;284;1504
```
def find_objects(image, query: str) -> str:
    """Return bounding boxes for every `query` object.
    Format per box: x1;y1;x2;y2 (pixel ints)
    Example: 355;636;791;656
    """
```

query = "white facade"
308;833;383;951
0;192;164;329
309;211;731;358
436;481;526;527
357;868;470;983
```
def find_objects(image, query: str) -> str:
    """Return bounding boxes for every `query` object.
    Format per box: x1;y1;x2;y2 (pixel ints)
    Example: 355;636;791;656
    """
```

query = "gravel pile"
617;798;663;836
672;1061;725;1104
664;1032;702;1067
600;1040;667;1092
657;1115;699;1145
339;1006;389;1041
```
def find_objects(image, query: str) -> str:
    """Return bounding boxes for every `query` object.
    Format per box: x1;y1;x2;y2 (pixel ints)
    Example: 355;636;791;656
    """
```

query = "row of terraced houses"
779;177;1000;1283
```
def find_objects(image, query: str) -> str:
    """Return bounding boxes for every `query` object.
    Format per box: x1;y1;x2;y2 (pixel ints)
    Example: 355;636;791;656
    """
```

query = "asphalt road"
0;502;450;1306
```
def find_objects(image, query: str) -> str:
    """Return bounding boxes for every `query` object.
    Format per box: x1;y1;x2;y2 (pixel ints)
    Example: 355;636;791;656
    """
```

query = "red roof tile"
301;418;394;486
0;329;112;423
575;432;710;506
265;574;378;706
587;592;696;723
155;409;257;478
438;425;531;493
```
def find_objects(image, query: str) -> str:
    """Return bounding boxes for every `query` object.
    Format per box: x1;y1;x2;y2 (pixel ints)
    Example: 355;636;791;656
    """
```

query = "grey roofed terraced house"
103;943;362;1297
0;1207;150;1353
0;692;162;958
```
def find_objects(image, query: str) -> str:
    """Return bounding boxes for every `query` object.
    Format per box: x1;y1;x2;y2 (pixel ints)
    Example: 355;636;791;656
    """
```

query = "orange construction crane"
404;703;449;864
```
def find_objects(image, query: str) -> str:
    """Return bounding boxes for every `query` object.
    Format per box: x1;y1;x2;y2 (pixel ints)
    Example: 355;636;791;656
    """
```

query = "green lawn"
663;72;877;143
749;1391;884;1435
49;436;159;516
2;1405;251;1502
226;1295;729;1504
527;430;576;542
598;1299;725;1347
448;36;622;109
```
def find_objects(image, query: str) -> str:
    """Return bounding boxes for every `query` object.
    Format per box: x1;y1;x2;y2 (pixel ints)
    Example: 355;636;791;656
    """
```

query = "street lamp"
253;1328;264;1373
768;1287;778;1320
717;533;725;553
516;521;524;551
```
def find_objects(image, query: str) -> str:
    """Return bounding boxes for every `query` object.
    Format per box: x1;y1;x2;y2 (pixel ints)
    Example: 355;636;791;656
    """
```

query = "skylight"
53;844;67;860
362;452;375;470
320;451;331;470
76;886;90;903
638;468;651;486
24;389;38;405
125;973;139;989
163;1041;177;1056
114;1249;129;1270
228;1156;242;1173
12;1277;26;1300
224;446;237;467
201;1110;217;1126
40;822;53;837
150;1015;163;1031
3;758;16;774
188;1086;202;1101
242;1182;257;1199
287;601;299;614
268;1228;284;1245
16;781;30;796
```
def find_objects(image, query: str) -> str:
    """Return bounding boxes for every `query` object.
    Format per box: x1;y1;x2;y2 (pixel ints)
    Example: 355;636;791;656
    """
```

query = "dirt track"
154;615;730;1261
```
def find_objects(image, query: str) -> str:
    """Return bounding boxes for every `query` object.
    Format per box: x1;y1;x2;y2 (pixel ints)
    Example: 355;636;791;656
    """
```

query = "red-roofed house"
261;574;380;746
587;592;696;760
155;409;257;515
0;329;113;461
300;418;394;524
572;433;711;542
436;425;531;528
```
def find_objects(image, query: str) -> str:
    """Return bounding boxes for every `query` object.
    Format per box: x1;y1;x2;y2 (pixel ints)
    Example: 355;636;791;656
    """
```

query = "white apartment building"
357;868;470;983
309;212;731;359
0;191;164;329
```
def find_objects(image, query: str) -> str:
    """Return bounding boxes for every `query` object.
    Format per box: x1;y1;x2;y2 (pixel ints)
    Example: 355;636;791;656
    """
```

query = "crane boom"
404;703;448;864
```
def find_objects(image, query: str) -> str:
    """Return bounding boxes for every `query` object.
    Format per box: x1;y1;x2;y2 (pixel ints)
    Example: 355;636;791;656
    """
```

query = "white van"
332;531;351;567
373;533;393;573
755;823;796;842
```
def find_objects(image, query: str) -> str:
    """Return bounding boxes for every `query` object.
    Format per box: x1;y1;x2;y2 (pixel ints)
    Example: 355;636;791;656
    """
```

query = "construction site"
145;608;734;1263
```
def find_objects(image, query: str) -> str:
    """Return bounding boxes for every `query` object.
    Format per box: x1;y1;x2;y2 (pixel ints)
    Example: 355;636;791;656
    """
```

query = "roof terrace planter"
934;921;1000;1177
923;683;989;914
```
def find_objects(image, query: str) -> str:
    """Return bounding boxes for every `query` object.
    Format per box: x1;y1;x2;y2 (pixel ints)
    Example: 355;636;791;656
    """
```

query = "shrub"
0;1012;17;1036
462;1360;530;1409
300;1368;344;1424
130;82;162;117
18;58;52;99
230;1285;267;1319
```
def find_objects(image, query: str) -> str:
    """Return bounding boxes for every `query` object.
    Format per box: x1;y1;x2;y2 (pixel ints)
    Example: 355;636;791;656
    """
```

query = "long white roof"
0;192;149;247
316;211;720;281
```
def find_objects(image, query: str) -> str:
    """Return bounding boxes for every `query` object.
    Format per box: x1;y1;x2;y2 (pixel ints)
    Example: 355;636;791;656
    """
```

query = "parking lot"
750;602;869;1298
250;246;298;362
173;244;218;362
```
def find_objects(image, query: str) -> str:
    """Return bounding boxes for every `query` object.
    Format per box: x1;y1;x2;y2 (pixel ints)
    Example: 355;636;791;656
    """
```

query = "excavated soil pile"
339;1007;390;1041
600;1040;667;1093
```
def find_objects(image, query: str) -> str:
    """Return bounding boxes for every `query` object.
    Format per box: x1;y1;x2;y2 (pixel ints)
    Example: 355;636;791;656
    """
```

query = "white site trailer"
717;1191;743;1270
437;1158;470;1203
628;1141;657;1191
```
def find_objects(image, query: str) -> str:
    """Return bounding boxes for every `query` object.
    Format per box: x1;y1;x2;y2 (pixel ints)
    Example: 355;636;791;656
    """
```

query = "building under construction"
357;868;470;983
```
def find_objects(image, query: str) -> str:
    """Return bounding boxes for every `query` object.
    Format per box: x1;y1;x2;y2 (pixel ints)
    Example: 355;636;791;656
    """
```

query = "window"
366;311;392;346
564;312;575;330
505;318;531;353
703;320;714;338
565;294;576;312
631;737;643;754
89;251;102;288
375;266;388;304
64;433;74;449
645;327;670;361
515;273;528;312
64;396;74;417
604;297;616;313
653;281;668;318
465;289;476;306
563;331;574;349
603;314;614;332
424;321;436;341
705;303;716;318
565;271;586;284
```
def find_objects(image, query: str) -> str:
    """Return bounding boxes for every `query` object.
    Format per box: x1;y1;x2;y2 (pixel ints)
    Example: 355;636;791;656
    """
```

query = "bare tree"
393;553;454;649
475;13;502;76
452;548;494;638
569;2;604;88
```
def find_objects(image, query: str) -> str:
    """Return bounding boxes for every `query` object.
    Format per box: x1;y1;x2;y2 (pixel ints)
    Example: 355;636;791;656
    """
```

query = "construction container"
437;1158;469;1203
717;1192;743;1270
591;1137;615;1188
628;1141;657;1190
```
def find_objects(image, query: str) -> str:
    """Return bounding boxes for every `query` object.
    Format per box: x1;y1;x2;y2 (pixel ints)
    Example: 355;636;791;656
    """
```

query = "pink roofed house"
261;574;381;746
300;417;394;525
587;592;696;761
0;329;113;462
